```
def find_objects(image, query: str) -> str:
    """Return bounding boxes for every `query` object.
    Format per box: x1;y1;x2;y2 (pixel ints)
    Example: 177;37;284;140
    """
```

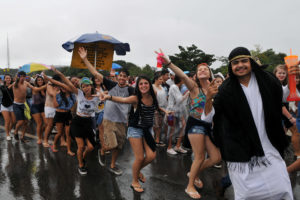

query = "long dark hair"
195;63;213;88
3;74;12;86
34;76;45;87
135;75;160;112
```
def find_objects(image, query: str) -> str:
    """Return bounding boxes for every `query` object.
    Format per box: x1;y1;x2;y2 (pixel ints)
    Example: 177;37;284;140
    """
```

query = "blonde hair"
273;64;287;85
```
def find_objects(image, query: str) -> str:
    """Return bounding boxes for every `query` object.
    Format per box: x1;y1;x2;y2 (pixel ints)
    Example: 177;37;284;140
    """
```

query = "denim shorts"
188;125;208;135
127;127;146;139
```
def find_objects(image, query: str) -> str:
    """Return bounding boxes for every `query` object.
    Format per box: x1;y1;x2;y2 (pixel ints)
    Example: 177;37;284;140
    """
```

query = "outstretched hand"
206;79;218;100
154;49;170;65
78;47;87;60
93;88;110;101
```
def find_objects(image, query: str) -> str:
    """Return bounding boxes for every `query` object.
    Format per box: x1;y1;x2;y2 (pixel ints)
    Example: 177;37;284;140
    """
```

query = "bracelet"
165;62;172;67
110;95;113;100
288;117;293;120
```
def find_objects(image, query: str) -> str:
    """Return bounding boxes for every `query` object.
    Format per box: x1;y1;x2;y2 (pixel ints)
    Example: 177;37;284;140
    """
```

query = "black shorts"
70;115;96;147
31;103;44;114
54;111;72;126
13;103;25;121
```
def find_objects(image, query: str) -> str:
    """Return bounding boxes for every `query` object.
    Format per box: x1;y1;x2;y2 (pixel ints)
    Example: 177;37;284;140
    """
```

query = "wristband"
288;117;293;120
165;62;172;67
110;95;113;100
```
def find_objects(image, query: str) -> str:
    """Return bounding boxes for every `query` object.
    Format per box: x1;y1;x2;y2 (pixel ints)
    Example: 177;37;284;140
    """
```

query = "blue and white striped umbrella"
62;32;130;56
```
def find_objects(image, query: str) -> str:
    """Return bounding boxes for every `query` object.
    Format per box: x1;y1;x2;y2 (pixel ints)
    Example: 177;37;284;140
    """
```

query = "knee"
147;152;156;161
77;146;85;152
135;155;145;163
212;153;222;164
87;146;94;152
194;153;205;162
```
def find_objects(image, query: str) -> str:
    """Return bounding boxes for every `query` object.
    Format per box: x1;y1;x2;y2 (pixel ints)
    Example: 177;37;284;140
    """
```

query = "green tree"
250;46;286;72
169;44;216;71
141;64;155;80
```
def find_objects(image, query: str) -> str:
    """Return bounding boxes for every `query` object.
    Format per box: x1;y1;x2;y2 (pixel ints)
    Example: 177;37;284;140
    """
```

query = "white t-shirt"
76;89;99;117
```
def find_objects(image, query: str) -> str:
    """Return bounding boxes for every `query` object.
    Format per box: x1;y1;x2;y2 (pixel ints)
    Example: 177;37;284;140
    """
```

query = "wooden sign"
71;42;114;71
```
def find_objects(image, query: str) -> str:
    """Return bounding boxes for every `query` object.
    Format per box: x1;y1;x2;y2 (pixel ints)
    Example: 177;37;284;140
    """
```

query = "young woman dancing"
156;49;221;199
100;75;169;193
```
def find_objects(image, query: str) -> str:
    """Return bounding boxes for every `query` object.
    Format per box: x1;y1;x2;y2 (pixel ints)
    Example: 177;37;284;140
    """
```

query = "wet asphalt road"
0;123;300;199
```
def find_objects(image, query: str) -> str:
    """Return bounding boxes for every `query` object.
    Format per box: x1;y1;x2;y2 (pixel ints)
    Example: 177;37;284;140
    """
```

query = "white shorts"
44;107;56;118
1;104;14;112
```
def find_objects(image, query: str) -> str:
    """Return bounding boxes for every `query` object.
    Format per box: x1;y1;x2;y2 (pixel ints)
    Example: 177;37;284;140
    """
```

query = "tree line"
0;44;287;79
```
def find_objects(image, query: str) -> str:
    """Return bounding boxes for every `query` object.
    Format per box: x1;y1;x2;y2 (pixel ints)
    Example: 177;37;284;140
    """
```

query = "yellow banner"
71;42;114;71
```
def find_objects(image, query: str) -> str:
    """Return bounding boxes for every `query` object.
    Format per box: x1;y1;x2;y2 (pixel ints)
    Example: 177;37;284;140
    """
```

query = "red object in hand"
285;53;300;101
156;53;164;68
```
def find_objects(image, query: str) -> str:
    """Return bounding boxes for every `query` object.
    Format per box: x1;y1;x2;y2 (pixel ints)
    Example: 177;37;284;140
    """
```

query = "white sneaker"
167;148;178;155
174;146;188;154
6;136;11;141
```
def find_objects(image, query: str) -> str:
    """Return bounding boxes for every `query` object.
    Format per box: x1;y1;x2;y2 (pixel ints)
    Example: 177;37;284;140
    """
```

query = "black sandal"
130;185;144;193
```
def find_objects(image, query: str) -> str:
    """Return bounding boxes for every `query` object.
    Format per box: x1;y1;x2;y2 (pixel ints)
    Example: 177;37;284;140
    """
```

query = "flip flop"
50;145;58;153
185;189;201;199
138;173;146;183
187;172;203;189
43;143;50;148
130;184;144;193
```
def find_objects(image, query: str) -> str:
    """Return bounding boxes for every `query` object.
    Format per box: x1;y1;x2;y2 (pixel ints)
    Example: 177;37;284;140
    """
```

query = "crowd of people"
0;46;300;199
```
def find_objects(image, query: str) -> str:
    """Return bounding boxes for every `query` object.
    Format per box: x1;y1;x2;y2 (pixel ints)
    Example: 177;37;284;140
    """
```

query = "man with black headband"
202;47;293;199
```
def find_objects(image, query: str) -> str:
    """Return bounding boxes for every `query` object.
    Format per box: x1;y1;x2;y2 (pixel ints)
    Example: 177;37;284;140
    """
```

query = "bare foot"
60;142;67;147
37;140;42;144
185;187;201;199
43;142;50;148
130;183;144;193
67;151;75;156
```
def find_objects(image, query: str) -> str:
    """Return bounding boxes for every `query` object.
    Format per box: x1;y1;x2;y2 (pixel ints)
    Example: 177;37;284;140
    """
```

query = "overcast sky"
0;0;300;70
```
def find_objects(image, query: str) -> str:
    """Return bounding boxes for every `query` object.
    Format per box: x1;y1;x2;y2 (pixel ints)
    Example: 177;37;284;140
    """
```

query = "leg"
52;123;64;152
167;117;176;150
186;134;205;199
75;137;85;168
141;138;156;169
43;118;53;147
83;138;94;159
175;116;186;148
32;113;43;144
129;137;145;192
10;112;16;132
110;148;119;169
65;124;75;156
15;120;25;137
2;111;12;137
198;136;221;171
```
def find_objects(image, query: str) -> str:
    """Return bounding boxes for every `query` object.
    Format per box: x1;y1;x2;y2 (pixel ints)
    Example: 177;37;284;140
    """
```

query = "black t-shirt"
0;86;14;107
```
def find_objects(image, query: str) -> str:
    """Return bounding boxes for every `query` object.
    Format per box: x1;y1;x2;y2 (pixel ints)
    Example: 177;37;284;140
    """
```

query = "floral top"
189;89;206;120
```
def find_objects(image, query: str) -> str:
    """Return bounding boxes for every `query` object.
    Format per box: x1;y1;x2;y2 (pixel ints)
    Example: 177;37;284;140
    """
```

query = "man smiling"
203;47;293;199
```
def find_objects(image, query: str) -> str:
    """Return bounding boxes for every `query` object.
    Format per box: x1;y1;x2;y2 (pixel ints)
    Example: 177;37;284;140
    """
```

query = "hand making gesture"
206;79;218;100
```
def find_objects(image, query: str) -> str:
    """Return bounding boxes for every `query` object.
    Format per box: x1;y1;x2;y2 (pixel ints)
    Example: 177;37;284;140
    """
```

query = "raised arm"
49;66;78;94
155;49;197;92
78;47;103;83
43;73;73;93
